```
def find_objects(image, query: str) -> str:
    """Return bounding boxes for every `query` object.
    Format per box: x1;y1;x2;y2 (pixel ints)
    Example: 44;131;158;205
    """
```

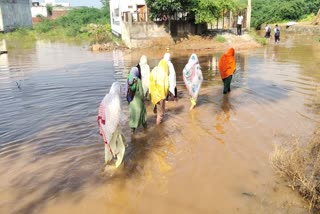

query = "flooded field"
0;34;320;214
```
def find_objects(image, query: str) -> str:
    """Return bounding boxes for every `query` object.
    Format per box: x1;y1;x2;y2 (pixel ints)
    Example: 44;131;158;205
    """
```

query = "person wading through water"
149;59;169;125
98;82;125;168
127;67;147;134
183;53;203;110
218;48;236;94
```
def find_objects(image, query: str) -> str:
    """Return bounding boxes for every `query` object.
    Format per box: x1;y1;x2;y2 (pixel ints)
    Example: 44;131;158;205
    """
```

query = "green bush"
249;30;267;45
46;4;53;16
300;13;315;22
81;23;112;44
251;0;320;29
31;7;111;42
34;19;55;33
215;35;226;42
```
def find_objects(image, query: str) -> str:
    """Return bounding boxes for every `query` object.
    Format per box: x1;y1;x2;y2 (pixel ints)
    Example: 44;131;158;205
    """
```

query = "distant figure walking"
237;13;243;35
163;52;177;101
218;48;236;94
98;82;125;168
127;67;147;134
149;59;169;124
183;53;203;110
265;23;271;39
274;24;280;43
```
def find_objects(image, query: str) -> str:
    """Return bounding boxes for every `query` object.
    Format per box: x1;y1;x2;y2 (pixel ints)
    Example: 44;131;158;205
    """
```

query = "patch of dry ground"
173;33;261;53
92;32;262;53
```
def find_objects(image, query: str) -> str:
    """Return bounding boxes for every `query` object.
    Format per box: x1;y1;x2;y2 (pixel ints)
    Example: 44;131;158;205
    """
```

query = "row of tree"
145;0;247;23
252;0;320;29
100;0;320;29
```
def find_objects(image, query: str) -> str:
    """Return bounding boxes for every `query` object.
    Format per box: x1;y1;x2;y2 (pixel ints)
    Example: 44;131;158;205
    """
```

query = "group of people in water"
265;23;281;43
98;48;236;168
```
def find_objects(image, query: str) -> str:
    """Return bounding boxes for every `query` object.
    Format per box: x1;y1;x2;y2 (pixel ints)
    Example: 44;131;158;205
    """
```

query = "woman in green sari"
127;67;147;134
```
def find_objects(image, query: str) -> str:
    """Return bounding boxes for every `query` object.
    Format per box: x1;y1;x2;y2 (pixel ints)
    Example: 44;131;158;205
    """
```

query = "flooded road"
0;35;320;214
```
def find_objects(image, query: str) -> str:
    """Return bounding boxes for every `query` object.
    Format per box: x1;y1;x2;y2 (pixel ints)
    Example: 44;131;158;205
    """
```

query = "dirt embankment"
91;33;262;53
172;33;261;53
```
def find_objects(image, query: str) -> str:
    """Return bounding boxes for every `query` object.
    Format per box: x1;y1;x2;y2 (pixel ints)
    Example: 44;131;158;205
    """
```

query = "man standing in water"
237;13;243;36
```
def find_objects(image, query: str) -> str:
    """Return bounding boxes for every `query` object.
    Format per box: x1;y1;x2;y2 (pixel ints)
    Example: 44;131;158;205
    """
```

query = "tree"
100;0;110;20
100;0;109;8
192;0;239;24
46;4;53;16
251;0;320;29
145;0;193;20
145;0;194;35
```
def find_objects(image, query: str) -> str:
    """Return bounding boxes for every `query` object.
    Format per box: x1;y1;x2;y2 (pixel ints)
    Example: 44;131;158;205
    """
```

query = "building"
0;0;32;32
109;0;147;37
109;0;206;48
31;2;48;18
31;1;71;23
40;0;70;7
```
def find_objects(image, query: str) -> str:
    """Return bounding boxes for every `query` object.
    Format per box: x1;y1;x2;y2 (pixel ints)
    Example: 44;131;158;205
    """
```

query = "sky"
34;0;103;8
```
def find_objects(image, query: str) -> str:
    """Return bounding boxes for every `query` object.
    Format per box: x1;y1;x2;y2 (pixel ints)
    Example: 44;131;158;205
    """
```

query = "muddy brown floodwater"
0;34;320;214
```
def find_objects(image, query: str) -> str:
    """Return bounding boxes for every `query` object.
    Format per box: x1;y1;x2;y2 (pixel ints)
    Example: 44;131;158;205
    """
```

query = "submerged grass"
248;30;267;45
271;128;320;213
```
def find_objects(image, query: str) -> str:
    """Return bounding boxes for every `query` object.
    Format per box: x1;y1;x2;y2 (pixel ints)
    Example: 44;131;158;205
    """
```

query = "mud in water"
0;35;320;214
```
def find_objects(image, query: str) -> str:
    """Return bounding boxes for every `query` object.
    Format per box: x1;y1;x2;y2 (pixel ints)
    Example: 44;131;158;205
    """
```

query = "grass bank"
271;128;320;213
0;7;117;48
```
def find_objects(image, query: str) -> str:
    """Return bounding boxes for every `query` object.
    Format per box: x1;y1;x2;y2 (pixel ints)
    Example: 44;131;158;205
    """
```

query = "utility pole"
246;0;251;31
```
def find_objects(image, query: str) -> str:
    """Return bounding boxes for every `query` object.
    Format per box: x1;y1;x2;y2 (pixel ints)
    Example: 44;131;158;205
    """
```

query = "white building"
109;0;147;36
31;2;48;17
40;0;70;7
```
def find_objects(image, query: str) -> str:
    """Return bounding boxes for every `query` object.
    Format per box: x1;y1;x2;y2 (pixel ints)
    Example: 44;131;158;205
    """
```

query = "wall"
121;18;208;48
109;0;121;36
283;24;320;34
121;18;174;48
51;7;70;19
171;20;207;37
0;0;32;32
31;6;47;17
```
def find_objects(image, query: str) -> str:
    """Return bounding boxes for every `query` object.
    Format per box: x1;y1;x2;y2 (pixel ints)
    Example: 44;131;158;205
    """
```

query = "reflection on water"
0;36;320;213
215;95;233;136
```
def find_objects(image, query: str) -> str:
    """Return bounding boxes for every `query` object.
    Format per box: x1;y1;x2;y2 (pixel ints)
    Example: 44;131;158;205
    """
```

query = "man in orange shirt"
218;48;236;94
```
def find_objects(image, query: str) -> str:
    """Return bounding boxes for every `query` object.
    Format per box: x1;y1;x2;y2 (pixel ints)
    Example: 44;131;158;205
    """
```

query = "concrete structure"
0;0;32;32
40;0;70;7
51;7;70;19
109;0;147;37
31;5;47;17
109;0;206;48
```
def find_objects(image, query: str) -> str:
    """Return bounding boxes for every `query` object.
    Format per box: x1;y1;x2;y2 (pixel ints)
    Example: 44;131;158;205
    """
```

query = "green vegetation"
300;13;316;22
251;0;320;29
0;28;37;49
145;0;194;20
34;7;110;38
145;0;246;23
215;35;226;43
192;0;246;24
248;30;267;45
46;4;53;16
0;7;113;45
